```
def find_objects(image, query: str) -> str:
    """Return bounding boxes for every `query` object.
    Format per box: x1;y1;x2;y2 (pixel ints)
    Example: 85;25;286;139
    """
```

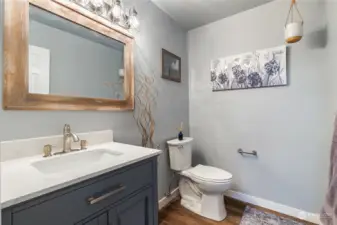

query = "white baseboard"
159;188;180;210
225;190;320;224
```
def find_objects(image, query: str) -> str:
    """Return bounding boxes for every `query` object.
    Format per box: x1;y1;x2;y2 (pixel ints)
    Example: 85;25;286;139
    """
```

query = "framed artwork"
162;49;181;83
211;45;287;91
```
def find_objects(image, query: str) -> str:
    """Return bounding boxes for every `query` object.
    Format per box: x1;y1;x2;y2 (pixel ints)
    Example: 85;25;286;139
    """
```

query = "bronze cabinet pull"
87;185;126;205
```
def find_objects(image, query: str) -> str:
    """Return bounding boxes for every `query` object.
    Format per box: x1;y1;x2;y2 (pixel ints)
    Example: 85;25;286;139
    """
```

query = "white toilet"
167;137;232;221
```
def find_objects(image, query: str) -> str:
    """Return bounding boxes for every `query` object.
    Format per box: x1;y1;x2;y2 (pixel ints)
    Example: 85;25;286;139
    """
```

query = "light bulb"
90;0;104;8
112;2;122;19
75;0;90;6
128;8;139;29
129;16;139;29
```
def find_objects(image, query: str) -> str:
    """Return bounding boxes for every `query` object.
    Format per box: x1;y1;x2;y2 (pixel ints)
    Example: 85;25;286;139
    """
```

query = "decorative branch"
133;74;158;148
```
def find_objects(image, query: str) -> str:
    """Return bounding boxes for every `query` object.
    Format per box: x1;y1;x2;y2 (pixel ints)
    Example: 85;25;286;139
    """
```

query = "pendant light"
285;0;304;44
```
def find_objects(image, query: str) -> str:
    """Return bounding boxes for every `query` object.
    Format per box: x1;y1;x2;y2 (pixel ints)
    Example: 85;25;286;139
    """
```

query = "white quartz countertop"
1;142;161;209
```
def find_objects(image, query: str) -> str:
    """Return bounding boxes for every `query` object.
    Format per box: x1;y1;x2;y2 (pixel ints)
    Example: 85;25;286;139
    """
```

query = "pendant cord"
285;2;293;27
285;0;304;27
294;2;304;24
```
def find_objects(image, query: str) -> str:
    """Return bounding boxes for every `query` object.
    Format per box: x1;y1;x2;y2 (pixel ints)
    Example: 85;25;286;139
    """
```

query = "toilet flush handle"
178;145;184;150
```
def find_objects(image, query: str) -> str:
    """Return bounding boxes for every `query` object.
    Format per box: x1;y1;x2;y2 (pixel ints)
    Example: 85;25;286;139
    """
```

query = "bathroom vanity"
1;131;161;225
1;0;161;222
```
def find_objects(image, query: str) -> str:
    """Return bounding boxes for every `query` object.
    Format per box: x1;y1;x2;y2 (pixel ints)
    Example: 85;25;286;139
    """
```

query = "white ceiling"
151;0;275;30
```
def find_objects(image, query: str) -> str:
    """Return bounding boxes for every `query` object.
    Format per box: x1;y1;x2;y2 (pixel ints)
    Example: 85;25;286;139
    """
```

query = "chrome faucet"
63;124;80;153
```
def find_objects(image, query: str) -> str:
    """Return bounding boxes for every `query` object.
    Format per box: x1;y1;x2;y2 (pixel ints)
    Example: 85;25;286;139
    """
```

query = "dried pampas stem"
133;74;157;148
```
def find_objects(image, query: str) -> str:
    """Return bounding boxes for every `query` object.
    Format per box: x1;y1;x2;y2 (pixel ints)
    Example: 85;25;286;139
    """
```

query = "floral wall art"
210;46;287;91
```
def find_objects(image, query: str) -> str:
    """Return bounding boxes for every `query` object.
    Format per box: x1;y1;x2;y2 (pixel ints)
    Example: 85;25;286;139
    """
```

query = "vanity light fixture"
71;0;140;30
74;0;89;6
90;0;104;8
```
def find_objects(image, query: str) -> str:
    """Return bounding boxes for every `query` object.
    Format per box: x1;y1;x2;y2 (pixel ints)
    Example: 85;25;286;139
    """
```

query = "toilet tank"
167;137;193;171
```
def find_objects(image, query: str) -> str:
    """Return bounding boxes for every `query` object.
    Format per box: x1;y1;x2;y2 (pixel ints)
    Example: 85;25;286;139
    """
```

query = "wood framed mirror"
3;0;134;111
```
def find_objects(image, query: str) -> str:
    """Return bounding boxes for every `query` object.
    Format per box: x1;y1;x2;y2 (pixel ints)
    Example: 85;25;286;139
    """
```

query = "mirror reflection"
29;5;125;100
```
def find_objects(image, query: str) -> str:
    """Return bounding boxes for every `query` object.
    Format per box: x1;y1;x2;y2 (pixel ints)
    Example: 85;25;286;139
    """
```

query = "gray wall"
326;0;337;119
0;0;189;199
188;0;333;213
30;20;124;99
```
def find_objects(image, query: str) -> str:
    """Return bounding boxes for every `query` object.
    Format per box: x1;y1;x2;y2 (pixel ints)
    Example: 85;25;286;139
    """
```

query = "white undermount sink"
31;149;123;174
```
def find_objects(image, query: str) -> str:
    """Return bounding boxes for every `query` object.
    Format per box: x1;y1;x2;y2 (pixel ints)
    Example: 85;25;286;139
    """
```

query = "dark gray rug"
240;206;304;225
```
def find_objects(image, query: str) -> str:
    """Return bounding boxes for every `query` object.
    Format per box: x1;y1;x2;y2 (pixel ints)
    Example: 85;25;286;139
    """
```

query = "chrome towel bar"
238;148;258;157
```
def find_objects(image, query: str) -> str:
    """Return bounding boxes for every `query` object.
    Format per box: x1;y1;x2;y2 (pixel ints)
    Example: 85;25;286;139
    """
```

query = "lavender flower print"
210;46;287;91
211;70;221;90
218;72;228;84
264;59;280;76
264;56;284;86
248;72;262;88
211;70;217;82
231;65;247;89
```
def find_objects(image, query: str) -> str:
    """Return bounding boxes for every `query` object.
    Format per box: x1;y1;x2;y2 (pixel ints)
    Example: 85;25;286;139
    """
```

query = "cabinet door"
77;212;108;225
110;188;155;225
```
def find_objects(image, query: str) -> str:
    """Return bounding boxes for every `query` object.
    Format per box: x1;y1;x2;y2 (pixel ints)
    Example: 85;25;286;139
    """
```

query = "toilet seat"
183;164;232;184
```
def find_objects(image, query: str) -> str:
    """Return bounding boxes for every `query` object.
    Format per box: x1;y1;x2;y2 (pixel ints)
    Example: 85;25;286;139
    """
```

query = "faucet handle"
80;140;88;150
63;124;71;134
43;144;53;157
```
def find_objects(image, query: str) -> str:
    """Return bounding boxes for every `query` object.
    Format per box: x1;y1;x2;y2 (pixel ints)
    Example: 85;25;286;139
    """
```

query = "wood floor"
159;198;316;225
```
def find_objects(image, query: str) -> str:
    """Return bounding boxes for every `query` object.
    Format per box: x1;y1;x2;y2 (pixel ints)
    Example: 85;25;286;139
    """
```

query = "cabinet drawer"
12;161;153;225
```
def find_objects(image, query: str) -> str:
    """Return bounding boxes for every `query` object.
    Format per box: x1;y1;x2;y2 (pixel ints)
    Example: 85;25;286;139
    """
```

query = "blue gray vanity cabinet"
1;157;158;225
113;187;155;225
76;188;154;225
78;212;108;225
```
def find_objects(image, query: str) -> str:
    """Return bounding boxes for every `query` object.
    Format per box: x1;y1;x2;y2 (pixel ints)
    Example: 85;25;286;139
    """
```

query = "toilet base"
180;193;227;221
201;194;227;221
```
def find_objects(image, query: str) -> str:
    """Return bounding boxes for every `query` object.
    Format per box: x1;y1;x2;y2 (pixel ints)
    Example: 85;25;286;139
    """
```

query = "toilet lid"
186;165;232;183
167;137;193;146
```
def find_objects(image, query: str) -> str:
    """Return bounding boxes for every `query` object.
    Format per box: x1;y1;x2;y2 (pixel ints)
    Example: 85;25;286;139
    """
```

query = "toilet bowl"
167;138;233;221
179;165;232;221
